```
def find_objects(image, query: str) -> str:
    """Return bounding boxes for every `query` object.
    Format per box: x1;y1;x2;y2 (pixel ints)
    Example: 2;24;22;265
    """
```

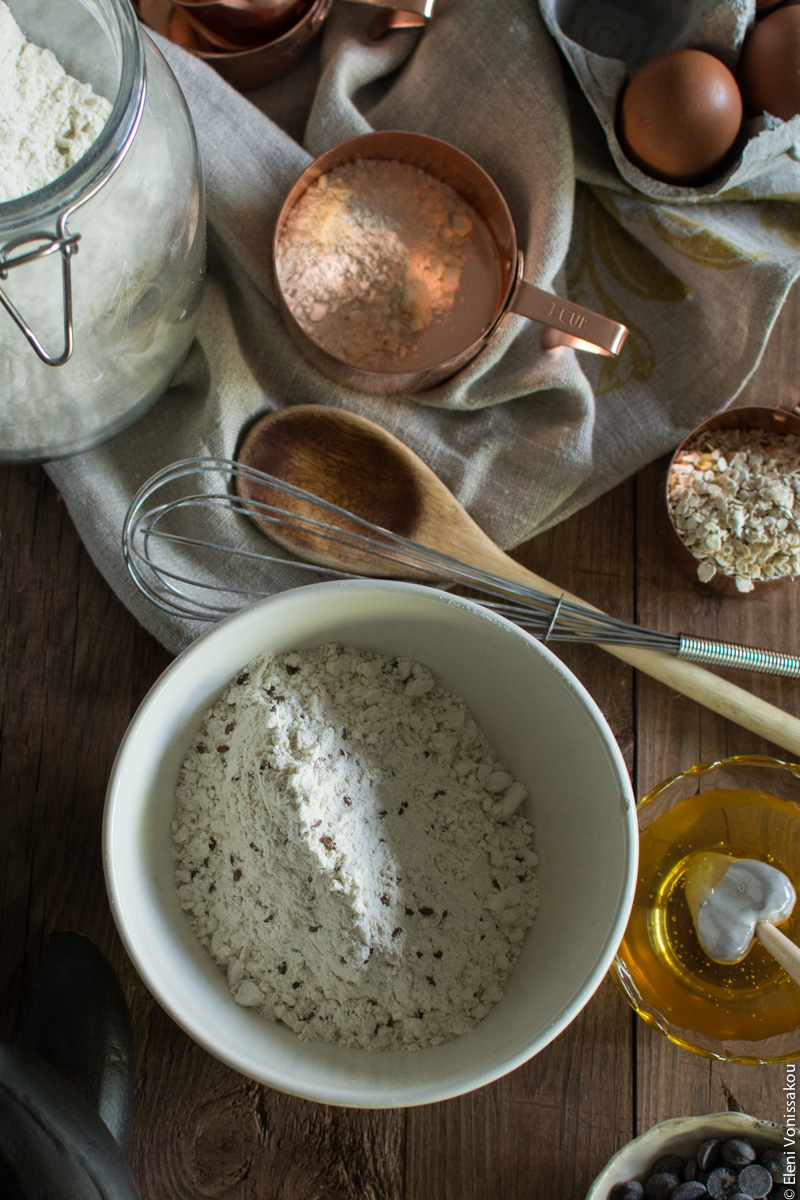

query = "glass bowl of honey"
612;754;800;1063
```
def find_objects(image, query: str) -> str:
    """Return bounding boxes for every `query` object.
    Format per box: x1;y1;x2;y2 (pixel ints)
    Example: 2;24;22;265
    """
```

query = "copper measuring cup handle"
353;0;435;15
354;0;434;38
511;279;628;357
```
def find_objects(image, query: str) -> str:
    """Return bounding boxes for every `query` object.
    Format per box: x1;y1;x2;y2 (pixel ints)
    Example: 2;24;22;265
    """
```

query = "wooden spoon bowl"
236;406;428;575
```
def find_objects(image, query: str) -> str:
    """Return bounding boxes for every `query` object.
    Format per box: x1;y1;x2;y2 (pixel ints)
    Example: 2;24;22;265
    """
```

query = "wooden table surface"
1;286;798;1199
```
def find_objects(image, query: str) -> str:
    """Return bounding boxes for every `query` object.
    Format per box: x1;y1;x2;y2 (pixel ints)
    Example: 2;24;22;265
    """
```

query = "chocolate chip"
644;1172;681;1200
736;1164;773;1198
670;1184;707;1200
721;1140;757;1169
707;1167;738;1199
760;1147;790;1182
651;1155;686;1177
609;1183;644;1200
697;1140;723;1172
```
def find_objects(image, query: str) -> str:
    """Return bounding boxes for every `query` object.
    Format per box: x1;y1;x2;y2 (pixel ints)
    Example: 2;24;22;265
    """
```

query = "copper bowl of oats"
664;406;800;597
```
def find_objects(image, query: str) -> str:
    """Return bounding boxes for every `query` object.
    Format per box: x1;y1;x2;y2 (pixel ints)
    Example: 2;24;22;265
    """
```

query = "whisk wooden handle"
474;543;800;756
603;642;800;755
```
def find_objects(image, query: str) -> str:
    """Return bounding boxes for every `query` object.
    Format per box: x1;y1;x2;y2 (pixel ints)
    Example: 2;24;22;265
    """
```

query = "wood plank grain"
129;1005;405;1199
632;282;800;1137
3;279;800;1198
406;978;637;1200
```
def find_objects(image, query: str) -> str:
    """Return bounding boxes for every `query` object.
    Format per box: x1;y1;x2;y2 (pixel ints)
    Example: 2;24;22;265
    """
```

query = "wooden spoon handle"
598;643;800;756
467;541;800;756
756;921;800;986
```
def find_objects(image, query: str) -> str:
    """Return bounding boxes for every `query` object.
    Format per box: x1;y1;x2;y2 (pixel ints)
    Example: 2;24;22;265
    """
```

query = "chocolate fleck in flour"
172;643;540;1050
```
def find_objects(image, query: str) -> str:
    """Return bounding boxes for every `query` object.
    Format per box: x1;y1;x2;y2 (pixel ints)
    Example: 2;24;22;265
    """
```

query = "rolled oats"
667;428;800;593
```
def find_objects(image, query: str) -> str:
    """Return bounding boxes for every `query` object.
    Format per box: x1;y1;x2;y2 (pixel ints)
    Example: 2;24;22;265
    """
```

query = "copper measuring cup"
173;0;309;44
273;131;628;395
135;0;333;88
135;0;432;88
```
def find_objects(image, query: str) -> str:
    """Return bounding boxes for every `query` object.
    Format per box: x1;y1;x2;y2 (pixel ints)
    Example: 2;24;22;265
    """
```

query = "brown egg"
739;5;800;120
618;48;743;185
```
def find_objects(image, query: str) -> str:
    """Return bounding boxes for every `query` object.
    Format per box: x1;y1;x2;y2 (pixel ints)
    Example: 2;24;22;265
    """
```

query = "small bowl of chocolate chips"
664;406;800;597
586;1111;790;1200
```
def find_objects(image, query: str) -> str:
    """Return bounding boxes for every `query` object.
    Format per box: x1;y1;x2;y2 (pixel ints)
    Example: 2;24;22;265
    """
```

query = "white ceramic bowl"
586;1111;788;1199
103;580;637;1108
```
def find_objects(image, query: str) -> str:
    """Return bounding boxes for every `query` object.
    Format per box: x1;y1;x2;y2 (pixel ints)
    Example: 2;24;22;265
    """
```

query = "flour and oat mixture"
275;159;474;372
173;644;540;1050
0;2;111;203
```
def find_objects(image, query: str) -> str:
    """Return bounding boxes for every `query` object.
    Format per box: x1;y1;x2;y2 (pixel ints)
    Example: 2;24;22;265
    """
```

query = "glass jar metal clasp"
0;212;80;366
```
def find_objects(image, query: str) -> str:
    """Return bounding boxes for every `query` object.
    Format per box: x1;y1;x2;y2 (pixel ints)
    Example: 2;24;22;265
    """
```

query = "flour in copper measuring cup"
275;159;475;372
172;643;540;1050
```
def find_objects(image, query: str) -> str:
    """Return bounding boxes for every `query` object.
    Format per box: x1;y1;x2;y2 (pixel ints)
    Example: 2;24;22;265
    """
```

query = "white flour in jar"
0;3;203;460
275;159;475;372
172;643;540;1050
0;2;111;203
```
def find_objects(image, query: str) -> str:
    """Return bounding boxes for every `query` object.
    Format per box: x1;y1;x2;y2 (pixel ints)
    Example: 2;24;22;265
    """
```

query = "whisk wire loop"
122;457;800;679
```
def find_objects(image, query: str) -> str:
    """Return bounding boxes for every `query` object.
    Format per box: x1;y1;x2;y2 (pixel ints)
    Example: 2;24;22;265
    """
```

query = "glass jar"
0;0;206;462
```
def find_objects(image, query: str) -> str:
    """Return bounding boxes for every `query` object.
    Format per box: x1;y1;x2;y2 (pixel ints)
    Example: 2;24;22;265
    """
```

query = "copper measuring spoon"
235;404;800;753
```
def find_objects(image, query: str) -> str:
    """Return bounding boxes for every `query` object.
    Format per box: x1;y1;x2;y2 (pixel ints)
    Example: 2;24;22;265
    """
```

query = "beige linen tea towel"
43;0;800;654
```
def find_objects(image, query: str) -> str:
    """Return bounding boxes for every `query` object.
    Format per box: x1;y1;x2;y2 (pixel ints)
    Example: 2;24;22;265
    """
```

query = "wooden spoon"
236;404;800;754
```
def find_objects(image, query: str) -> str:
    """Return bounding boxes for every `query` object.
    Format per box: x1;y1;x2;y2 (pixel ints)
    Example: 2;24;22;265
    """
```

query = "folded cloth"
45;0;800;656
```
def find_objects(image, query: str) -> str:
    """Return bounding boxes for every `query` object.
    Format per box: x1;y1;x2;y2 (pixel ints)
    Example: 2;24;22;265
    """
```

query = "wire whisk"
123;456;800;679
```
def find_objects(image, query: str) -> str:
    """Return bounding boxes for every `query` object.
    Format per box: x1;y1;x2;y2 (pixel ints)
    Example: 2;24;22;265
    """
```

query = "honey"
615;786;800;1057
